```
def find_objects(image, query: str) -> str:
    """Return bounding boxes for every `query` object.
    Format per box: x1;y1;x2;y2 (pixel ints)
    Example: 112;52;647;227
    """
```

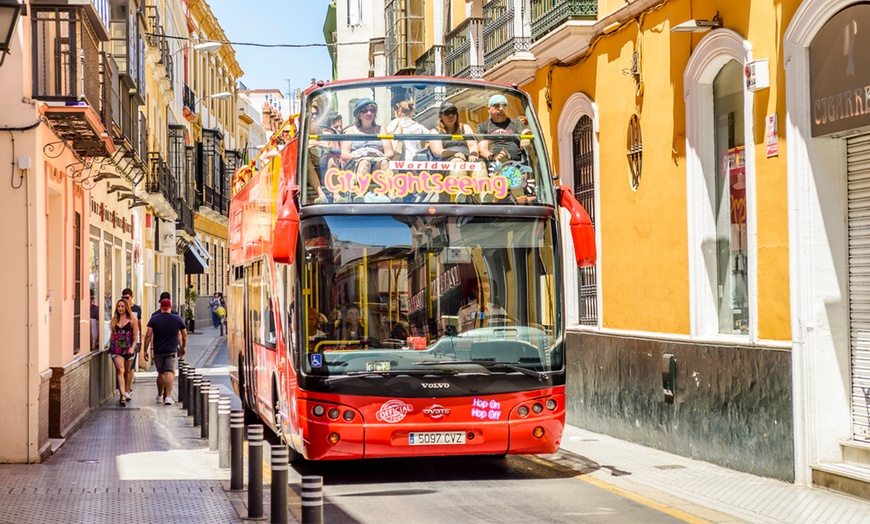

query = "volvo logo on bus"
423;404;451;419
421;382;450;389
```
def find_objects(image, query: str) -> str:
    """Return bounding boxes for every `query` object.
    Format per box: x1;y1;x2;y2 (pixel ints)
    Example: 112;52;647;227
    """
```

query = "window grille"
573;115;598;326
627;114;642;190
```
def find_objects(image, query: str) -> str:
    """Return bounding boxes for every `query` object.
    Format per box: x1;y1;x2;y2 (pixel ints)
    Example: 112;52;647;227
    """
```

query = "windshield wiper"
414;360;551;382
321;368;459;384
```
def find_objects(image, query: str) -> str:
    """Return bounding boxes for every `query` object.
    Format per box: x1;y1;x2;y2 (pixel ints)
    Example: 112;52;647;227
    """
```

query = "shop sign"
810;4;870;136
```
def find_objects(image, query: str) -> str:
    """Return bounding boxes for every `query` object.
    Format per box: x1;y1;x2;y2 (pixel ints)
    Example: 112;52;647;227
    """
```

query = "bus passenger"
303;108;330;204
429;101;484;203
307;307;327;344
429;101;478;161
340;98;394;202
386;100;428;161
476;94;531;164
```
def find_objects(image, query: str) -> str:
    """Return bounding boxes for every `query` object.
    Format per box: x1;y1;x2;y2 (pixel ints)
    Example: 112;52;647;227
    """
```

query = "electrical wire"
146;33;368;49
8;131;22;189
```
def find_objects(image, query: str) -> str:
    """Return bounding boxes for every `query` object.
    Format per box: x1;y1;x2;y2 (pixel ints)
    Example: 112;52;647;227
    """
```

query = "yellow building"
335;0;870;496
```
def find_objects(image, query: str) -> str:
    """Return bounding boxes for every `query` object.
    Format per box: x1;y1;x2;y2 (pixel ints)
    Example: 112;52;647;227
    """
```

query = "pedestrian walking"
142;298;187;405
151;291;178;317
121;287;144;377
108;298;139;407
209;292;222;328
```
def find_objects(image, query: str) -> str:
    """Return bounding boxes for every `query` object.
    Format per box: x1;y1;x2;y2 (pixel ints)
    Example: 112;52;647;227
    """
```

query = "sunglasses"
360;107;377;114
442;110;458;116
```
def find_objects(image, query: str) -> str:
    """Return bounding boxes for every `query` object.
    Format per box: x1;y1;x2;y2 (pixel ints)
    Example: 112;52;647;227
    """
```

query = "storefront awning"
184;246;209;274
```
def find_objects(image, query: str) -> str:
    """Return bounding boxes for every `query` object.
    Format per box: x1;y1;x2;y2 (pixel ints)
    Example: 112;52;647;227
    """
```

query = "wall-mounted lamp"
0;0;24;67
93;172;120;183
107;184;132;194
671;13;722;34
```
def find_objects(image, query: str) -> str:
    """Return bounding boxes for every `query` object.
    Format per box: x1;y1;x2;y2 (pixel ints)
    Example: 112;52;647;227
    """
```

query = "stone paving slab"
558;425;870;524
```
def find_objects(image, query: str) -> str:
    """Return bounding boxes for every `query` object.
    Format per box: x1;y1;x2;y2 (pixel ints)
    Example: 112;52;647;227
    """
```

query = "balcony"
481;0;537;86
202;186;228;216
32;7;114;159
445;18;485;80
182;84;197;122
530;0;597;41
30;0;111;40
145;152;178;218
144;4;173;87
175;199;195;237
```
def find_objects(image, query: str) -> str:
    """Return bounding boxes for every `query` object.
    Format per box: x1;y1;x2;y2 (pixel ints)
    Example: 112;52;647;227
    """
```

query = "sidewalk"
4;325;870;523
557;425;870;523
0;326;254;524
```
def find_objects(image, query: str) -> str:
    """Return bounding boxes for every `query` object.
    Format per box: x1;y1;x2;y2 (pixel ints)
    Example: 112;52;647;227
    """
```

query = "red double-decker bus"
228;77;594;461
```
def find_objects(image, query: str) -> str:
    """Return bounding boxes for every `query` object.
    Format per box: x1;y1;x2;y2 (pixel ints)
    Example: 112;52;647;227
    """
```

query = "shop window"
684;30;755;339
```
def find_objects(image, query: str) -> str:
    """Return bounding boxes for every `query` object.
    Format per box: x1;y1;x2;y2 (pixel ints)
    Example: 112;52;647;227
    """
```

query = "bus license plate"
409;431;466;445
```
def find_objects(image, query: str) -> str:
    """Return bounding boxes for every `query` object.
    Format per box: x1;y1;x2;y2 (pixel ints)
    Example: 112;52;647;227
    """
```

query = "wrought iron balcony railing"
146;152;177;205
530;0;597;42
183;84;197;113
144;4;173;84
175;199;195;236
413;45;444;112
483;0;531;70
202;185;228;216
445;18;485;79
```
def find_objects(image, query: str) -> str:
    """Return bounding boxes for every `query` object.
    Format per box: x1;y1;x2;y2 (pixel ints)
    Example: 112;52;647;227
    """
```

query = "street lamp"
0;0;24;68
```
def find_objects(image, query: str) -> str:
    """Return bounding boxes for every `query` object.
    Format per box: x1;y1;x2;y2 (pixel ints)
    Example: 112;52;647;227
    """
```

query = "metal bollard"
270;446;289;524
301;476;324;524
208;389;220;452
219;398;232;467
192;376;202;426
200;380;211;438
178;361;187;405
186;368;196;416
230;409;245;490
247;424;265;520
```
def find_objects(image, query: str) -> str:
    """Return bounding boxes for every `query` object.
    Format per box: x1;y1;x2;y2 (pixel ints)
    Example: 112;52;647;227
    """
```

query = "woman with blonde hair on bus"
109;298;139;406
340;98;394;202
386;99;428;161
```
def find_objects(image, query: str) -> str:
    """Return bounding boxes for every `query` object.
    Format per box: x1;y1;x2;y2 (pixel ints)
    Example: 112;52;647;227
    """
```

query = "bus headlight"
327;407;340;420
546;399;557;411
312;405;325;417
532;402;543;414
517;405;530;417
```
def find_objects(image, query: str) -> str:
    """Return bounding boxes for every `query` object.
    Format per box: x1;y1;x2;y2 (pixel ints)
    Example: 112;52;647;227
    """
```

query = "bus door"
243;263;257;409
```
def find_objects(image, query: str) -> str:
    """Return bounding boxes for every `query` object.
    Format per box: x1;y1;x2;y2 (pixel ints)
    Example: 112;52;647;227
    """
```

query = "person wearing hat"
429;101;479;161
143;297;187;405
340;97;394;201
476;94;531;164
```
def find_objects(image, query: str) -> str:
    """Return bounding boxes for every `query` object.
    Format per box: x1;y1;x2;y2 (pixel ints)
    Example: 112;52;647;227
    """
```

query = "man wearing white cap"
476;94;531;164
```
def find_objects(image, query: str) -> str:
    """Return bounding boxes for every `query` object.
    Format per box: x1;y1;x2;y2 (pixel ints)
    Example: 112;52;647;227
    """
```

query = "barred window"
573;115;598;326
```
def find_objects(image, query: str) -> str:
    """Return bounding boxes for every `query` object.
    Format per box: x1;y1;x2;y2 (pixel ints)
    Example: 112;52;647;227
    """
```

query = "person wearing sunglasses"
340;98;395;202
476;94;531;164
429;101;478;162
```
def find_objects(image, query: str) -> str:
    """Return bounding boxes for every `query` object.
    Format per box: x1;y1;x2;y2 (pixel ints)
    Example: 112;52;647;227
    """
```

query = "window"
573;115;598;326
713;60;748;334
385;0;424;75
685;31;756;339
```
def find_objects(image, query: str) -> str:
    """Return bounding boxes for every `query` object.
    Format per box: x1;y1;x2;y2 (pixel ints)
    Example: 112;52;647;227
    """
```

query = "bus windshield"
300;78;554;207
301;214;563;377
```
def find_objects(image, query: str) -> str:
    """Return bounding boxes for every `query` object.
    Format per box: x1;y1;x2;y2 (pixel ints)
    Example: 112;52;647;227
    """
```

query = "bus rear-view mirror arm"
558;185;596;267
273;184;300;265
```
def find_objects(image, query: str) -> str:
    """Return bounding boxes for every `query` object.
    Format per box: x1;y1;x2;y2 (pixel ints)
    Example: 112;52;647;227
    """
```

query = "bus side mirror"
273;185;299;264
558;185;596;267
